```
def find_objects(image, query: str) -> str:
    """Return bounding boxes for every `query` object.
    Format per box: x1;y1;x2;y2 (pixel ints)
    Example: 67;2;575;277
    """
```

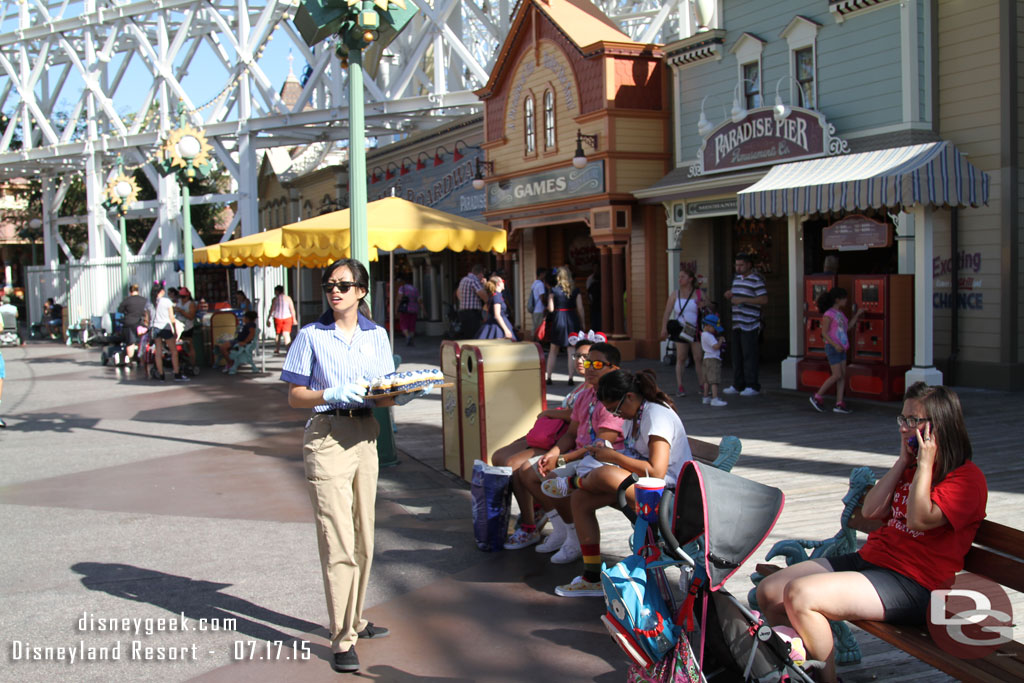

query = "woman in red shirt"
757;382;987;683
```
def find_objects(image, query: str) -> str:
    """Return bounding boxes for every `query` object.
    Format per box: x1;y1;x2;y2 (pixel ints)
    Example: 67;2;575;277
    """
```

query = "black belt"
321;408;373;418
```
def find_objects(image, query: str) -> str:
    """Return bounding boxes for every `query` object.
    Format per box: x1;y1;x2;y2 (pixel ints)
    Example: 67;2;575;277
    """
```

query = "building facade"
636;0;1019;391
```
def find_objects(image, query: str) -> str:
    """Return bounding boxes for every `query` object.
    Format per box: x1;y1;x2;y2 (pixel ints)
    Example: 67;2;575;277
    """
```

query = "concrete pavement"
0;336;1021;682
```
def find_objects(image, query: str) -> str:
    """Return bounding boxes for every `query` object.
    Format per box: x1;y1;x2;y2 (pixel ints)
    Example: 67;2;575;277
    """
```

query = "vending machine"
798;274;911;401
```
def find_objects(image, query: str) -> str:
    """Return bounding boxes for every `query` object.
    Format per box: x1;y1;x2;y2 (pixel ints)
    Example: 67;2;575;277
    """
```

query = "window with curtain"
742;62;761;109
795;47;815;108
543;90;555;150
525;95;536;154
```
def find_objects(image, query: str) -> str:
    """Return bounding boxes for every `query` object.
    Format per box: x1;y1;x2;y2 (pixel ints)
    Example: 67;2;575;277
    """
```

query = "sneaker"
536;525;567;552
710;398;727;407
740;388;760;397
331;648;359;673
221;365;230;374
809;395;825;413
551;530;581;564
541;477;572;499
675;387;686;397
722;386;739;395
567;377;575;386
702;396;711;405
833;403;853;414
174;373;190;382
535;507;553;533
149;367;161;381
554;575;604;597
504;527;541;550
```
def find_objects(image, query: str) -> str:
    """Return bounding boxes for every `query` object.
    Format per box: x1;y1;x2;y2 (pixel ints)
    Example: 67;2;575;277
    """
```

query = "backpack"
600;519;679;668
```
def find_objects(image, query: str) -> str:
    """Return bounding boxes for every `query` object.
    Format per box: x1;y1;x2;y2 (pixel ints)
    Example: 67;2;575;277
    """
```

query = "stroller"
442;302;463;339
601;461;815;683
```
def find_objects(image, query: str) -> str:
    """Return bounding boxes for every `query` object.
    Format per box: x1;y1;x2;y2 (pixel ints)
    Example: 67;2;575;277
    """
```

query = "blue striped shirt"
730;271;767;331
280;310;396;412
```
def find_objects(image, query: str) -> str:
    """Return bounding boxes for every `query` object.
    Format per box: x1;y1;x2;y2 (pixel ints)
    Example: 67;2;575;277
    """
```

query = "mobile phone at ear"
907;436;919;454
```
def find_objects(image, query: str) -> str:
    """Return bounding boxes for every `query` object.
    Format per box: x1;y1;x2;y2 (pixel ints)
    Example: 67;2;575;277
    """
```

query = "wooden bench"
752;466;1024;682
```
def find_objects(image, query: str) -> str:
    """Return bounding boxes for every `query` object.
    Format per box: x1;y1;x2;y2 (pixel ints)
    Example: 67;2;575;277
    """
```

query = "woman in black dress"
476;275;517;340
544;266;584;385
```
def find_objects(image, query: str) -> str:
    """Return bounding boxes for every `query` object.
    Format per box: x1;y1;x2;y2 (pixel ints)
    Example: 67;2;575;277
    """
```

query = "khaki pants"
302;413;380;652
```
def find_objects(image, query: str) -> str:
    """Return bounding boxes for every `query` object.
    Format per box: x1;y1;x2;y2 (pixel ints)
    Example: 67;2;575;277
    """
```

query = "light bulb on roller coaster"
363;30;377;44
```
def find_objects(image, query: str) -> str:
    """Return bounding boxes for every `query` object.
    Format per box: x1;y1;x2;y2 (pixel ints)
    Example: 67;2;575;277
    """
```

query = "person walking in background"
457;264;487;338
148;283;187;382
529;267;548;333
175;287;198;370
117;284;149;365
0;312;7;427
723;253;767;396
268;285;297;354
476;275;517;340
396;277;421;347
809;287;864;414
700;313;727;407
660;266;706;397
544;266;584;386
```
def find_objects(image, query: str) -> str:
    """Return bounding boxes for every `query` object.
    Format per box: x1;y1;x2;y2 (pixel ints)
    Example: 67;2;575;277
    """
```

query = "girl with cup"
541;369;693;597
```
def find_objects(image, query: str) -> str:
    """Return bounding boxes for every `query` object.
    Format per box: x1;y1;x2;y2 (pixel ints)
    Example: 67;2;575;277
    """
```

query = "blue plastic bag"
470;459;513;552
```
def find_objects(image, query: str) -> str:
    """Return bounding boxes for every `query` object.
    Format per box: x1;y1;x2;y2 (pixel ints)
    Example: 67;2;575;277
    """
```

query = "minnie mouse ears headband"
568;330;608;346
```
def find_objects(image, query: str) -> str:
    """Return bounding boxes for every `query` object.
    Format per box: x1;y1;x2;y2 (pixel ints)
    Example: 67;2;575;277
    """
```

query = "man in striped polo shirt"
456;264;487;338
723;253;768;396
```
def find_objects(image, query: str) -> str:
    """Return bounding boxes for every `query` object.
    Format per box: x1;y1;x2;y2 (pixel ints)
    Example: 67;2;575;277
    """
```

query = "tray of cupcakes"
361;368;451;399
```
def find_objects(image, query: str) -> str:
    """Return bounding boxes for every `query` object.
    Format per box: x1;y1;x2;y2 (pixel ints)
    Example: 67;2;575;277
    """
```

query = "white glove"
323;382;366;404
394;385;435;406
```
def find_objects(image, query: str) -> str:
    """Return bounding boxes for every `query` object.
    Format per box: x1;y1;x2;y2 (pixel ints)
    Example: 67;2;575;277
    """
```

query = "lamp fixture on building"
730;78;760;123
472;159;494;190
385;161;400;180
697;95;715;136
452;140;468;161
773;76;797;121
572;129;598;169
416;152;431;170
434;145;451;166
370;166;384;183
400;156;415;175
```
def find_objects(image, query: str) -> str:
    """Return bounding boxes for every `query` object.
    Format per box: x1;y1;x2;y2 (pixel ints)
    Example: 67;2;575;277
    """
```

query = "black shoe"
357;622;390;639
566;377;575;386
174;373;190;382
331;648;359;673
546;378;553;386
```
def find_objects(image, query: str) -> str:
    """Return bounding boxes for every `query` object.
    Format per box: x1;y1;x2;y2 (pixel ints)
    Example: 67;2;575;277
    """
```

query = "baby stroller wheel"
190;365;201;377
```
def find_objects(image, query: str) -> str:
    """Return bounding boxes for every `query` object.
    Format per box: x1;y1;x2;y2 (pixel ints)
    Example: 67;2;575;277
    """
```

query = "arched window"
524;95;536;154
543;90;556;150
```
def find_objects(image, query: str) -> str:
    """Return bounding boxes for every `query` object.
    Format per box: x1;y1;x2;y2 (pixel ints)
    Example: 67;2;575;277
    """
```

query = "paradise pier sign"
693;106;848;176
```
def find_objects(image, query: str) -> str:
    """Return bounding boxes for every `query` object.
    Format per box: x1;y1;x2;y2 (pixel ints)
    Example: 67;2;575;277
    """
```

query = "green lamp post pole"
347;43;370;272
115;157;130;294
180;170;195;294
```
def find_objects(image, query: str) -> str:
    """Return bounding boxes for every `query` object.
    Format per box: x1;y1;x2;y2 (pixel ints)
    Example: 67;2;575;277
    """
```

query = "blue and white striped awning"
737;141;990;219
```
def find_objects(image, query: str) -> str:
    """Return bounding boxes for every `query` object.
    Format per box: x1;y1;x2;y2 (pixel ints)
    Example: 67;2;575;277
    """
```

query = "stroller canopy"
673;461;784;590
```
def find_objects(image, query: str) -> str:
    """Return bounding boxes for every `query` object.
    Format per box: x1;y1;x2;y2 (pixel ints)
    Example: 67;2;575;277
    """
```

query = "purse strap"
677;288;694;321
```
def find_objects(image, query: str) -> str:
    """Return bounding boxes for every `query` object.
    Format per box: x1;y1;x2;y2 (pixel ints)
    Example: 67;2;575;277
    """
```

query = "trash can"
440;339;511;481
209;311;237;367
459;341;546;482
373;353;402;468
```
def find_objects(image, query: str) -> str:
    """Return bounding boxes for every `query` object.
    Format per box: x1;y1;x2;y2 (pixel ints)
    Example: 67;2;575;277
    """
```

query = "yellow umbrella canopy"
193;228;375;267
280;196;506;257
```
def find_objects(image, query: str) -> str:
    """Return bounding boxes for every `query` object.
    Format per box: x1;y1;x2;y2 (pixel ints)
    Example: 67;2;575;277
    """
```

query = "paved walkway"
0;337;1020;682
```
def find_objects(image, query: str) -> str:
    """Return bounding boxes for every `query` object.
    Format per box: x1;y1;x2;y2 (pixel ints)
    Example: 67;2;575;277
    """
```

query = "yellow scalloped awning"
280;196;506;256
194;197;503;267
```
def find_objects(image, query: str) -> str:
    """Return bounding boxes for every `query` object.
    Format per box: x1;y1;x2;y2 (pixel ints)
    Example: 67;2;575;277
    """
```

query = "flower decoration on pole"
154;106;215;293
102;156;141;294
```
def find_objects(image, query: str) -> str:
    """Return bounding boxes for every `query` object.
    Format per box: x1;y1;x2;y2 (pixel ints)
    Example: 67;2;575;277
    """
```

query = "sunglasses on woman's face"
582;359;615;370
610;393;629;418
322;280;360;294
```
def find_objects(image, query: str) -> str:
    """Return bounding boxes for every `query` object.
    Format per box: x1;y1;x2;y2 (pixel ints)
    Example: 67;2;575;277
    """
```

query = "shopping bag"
470;460;513;552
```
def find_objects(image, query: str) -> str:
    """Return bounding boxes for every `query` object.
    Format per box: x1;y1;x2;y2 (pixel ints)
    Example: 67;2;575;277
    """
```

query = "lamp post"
102;155;141;295
156;105;213;295
28;217;42;267
294;0;417;281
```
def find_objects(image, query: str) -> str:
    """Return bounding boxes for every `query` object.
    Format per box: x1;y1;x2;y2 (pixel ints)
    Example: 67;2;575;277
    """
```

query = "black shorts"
827;552;930;624
123;326;140;345
154;327;175;341
179;327;193;339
